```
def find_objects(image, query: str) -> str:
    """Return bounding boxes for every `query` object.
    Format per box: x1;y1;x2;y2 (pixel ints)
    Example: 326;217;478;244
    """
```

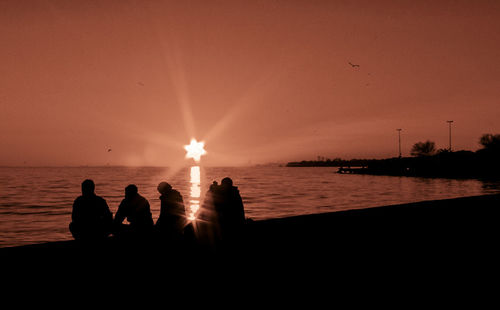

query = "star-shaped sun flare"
184;138;207;162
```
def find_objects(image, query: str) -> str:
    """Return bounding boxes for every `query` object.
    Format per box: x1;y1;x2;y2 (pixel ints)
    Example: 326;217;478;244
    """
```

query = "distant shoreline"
287;150;500;179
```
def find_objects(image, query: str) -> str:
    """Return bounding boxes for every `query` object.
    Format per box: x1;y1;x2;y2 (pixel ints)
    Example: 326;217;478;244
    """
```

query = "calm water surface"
1;166;499;247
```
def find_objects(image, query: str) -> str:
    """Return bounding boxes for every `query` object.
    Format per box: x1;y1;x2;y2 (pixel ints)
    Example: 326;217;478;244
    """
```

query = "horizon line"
0;164;271;168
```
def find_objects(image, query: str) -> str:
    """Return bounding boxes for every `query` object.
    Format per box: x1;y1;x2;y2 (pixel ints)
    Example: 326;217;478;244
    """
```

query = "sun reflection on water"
187;165;201;220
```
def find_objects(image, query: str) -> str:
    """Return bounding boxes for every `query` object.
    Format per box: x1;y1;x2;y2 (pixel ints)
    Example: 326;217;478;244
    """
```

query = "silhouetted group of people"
197;178;246;250
69;177;245;251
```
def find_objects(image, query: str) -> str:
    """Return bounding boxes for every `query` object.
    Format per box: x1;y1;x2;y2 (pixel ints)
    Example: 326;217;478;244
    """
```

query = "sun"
184;138;207;162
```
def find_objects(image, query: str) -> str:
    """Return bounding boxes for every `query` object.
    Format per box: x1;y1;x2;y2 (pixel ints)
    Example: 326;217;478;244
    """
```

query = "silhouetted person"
196;181;221;250
69;179;113;242
199;181;219;223
113;184;154;240
155;182;186;242
213;177;245;249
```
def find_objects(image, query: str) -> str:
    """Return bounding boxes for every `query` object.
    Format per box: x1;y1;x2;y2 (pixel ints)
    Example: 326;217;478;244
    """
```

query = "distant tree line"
410;134;500;157
410;140;436;157
287;134;500;178
478;134;500;153
286;158;371;167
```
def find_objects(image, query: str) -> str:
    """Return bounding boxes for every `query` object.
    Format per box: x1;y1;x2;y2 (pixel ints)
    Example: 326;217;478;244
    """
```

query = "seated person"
113;184;154;239
212;177;246;247
69;179;113;241
155;182;186;241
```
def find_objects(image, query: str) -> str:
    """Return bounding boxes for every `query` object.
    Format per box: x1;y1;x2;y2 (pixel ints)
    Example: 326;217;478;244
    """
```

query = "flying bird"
107;148;112;152
348;62;360;68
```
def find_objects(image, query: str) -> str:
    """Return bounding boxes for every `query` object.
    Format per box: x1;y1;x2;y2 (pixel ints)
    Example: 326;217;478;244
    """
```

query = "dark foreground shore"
1;193;499;292
2;193;499;258
2;195;497;304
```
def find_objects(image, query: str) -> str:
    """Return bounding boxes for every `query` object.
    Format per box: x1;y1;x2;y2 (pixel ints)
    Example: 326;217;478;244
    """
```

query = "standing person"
155;182;186;242
213;177;246;248
113;184;154;240
69;179;113;242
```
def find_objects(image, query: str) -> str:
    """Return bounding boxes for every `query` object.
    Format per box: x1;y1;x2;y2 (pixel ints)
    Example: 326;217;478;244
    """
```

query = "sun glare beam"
201;67;285;145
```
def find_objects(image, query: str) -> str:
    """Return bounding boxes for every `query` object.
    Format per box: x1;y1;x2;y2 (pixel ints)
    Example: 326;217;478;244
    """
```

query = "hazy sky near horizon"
1;0;500;166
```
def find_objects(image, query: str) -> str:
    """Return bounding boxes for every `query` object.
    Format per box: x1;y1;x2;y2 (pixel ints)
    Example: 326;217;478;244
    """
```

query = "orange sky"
1;0;500;166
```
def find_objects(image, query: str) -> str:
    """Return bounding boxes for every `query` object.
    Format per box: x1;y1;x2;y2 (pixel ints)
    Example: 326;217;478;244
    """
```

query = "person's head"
221;177;233;188
81;179;95;196
157;182;172;195
209;181;218;191
125;184;138;199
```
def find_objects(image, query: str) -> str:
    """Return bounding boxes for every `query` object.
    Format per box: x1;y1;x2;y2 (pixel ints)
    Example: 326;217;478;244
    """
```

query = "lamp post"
446;120;453;151
396;129;402;158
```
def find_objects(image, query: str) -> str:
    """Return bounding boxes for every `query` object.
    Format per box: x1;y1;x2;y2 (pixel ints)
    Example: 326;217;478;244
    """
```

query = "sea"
1;166;499;248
